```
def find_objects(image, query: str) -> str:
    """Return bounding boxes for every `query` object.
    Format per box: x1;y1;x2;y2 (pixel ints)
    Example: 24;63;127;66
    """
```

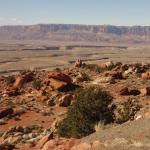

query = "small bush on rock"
84;64;104;73
57;86;114;138
32;79;42;90
114;99;141;124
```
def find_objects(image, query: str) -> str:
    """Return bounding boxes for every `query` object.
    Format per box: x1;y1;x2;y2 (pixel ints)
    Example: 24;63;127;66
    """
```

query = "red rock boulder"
13;76;24;89
48;72;72;84
13;72;34;90
49;78;68;91
141;72;150;80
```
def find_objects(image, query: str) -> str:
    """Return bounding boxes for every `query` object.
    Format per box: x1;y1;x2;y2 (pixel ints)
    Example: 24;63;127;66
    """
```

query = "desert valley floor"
0;41;150;74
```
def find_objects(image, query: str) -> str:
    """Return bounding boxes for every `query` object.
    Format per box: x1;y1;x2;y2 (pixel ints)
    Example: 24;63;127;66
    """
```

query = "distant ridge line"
0;24;150;43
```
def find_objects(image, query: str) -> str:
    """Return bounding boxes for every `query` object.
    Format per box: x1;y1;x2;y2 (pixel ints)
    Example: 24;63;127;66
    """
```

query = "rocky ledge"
0;60;150;150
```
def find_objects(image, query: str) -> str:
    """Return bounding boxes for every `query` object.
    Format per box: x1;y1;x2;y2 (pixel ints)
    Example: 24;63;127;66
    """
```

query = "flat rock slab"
73;118;150;150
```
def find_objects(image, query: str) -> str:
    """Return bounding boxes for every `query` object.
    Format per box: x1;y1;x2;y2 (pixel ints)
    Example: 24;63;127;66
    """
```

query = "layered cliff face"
0;24;150;43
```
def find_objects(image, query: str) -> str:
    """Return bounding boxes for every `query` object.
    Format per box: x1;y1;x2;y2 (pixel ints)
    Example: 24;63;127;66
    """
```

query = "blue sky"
0;0;149;26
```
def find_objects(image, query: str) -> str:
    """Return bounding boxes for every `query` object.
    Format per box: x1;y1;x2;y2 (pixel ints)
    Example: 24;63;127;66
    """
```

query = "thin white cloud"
0;17;23;25
8;18;23;25
10;18;18;22
0;17;3;22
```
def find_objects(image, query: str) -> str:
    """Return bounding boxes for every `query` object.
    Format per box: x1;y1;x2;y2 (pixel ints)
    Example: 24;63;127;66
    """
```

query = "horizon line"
1;23;150;27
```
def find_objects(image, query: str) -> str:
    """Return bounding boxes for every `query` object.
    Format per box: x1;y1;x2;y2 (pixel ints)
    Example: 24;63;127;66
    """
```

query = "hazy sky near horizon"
0;0;149;26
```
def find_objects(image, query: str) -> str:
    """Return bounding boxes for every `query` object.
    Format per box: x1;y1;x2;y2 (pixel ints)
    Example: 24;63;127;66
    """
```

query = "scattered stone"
0;119;6;125
140;87;150;96
141;72;150;80
0;107;13;119
123;67;133;77
22;134;30;140
74;59;82;68
135;114;142;120
13;72;34;89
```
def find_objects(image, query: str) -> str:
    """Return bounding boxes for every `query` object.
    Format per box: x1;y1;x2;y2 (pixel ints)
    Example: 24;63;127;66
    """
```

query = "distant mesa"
0;24;150;43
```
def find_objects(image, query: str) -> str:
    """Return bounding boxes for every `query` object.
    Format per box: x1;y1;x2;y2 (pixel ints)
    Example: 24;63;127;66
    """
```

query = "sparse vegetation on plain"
57;86;114;138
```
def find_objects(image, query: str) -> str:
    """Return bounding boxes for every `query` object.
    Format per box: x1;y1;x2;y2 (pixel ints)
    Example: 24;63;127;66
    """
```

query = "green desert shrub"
84;63;114;73
32;79;42;90
84;64;104;73
57;86;114;138
114;99;141;124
